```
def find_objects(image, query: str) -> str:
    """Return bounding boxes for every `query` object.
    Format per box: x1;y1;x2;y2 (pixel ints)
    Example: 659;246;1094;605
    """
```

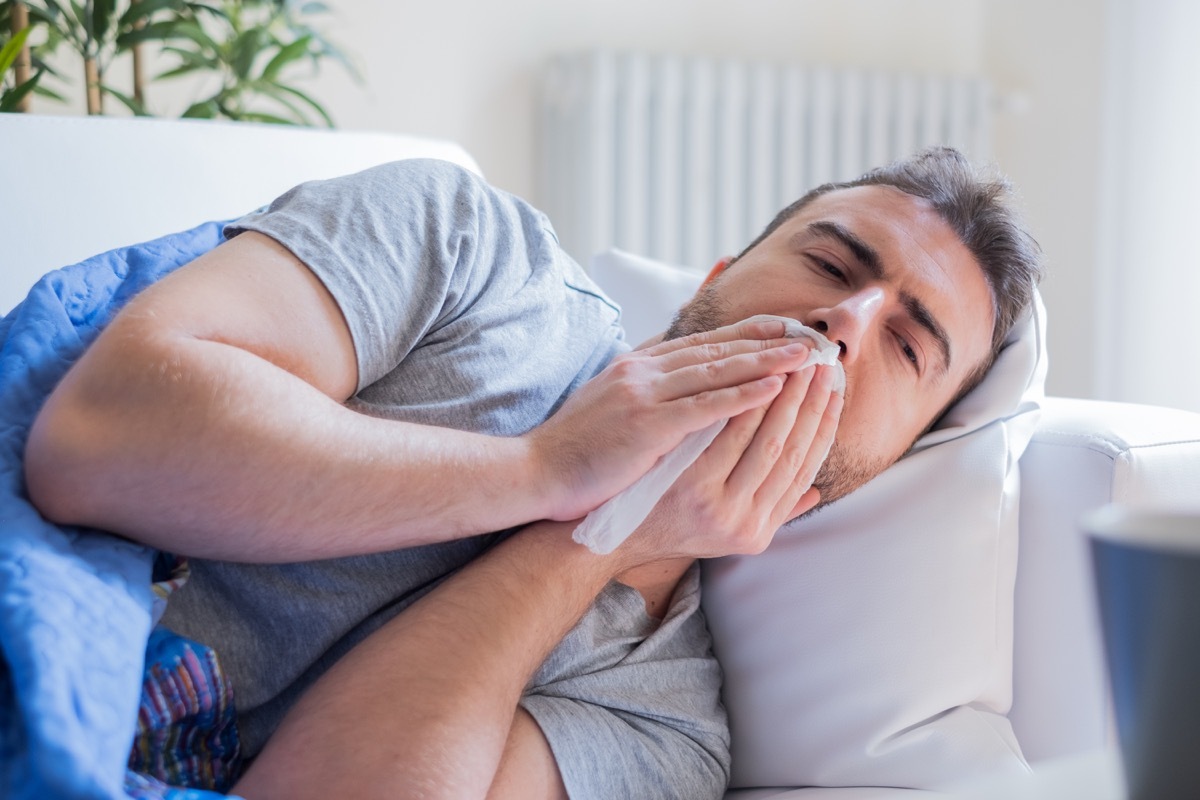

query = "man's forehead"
780;186;968;283
792;186;981;289
792;184;943;230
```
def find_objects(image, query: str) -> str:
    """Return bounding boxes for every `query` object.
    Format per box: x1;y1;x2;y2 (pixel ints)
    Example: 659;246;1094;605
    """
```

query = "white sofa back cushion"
0;114;480;315
590;247;1047;791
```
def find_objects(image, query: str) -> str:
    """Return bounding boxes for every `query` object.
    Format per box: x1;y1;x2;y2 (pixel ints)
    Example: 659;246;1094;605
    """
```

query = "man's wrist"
510;518;632;584
517;427;578;523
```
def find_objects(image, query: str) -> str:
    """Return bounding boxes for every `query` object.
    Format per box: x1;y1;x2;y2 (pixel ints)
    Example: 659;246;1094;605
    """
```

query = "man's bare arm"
486;709;569;800
232;365;842;800
233;520;612;800
24;232;818;562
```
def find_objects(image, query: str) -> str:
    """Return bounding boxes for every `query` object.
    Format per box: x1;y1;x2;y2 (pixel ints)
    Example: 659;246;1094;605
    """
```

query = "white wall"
28;0;1141;405
982;0;1107;402
1095;0;1200;413
260;0;988;201
32;0;985;200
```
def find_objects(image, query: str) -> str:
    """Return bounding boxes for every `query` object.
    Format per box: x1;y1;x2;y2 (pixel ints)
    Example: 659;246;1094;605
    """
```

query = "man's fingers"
639;317;790;358
690;403;771;479
662;373;786;436
655;342;814;403
649;336;808;374
765;366;839;501
725;367;817;497
772;386;844;523
787;486;822;521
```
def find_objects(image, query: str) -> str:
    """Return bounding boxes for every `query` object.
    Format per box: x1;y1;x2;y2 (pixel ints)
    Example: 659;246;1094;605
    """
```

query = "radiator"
537;51;994;270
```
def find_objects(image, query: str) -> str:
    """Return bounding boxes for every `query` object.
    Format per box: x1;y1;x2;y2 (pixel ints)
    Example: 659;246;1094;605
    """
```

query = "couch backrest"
0;114;480;315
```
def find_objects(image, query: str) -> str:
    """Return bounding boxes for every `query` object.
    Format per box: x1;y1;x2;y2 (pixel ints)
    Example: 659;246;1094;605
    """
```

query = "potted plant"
1;1;66;111
6;0;353;125
159;0;352;125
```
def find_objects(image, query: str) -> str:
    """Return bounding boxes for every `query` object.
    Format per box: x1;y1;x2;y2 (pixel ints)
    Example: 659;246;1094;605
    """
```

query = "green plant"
17;0;351;124
160;0;352;126
0;21;36;109
1;1;66;111
24;0;195;114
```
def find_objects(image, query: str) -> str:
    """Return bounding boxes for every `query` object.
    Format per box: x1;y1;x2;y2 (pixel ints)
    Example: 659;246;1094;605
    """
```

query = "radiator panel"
538;51;993;270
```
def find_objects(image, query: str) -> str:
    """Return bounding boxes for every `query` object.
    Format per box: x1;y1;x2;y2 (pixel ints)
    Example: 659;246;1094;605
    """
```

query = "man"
24;147;1041;799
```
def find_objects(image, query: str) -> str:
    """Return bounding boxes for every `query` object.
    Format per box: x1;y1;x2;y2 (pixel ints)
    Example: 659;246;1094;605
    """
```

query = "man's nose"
810;287;886;363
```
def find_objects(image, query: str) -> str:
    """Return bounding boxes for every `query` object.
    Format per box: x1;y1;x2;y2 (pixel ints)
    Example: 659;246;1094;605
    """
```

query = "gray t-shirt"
159;159;730;799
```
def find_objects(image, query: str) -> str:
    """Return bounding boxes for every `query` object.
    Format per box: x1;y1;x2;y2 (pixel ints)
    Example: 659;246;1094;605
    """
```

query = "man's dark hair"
736;146;1044;404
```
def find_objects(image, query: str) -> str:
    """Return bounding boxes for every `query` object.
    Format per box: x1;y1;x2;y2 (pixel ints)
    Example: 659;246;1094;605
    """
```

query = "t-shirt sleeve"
224;158;549;392
520;564;731;800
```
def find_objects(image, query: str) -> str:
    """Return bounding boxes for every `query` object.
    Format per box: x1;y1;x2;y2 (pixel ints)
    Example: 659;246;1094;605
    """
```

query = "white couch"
4;113;1199;798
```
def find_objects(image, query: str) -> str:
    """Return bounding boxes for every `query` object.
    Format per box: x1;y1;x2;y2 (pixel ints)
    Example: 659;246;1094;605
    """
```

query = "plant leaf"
28;2;83;49
0;26;33;77
69;1;90;49
153;60;205;80
262;80;332;127
118;0;184;29
261;34;309;81
23;5;54;25
171;19;220;54
27;11;76;56
231;26;268;80
32;82;68;102
250;80;309;124
34;0;69;24
159;43;217;65
115;19;179;48
239;110;298;125
92;0;118;41
297;1;330;16
0;74;41;112
182;97;218;117
100;83;148;114
183;2;227;22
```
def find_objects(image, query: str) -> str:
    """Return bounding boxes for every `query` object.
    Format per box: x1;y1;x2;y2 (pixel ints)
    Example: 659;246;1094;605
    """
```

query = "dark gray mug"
1087;505;1200;800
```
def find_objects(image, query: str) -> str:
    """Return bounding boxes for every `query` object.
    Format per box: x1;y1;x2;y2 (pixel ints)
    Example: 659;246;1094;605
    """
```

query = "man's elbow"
24;383;110;526
22;324;159;528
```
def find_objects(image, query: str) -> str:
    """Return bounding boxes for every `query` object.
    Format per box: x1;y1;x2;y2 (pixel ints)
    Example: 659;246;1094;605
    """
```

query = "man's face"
667;184;995;506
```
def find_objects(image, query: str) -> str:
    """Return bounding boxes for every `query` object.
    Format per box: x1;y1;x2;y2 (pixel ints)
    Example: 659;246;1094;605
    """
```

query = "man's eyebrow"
806;221;882;278
804;220;953;377
902;293;952;378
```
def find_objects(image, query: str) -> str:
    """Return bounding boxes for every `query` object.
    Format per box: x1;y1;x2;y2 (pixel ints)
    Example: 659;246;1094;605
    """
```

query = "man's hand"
617;363;843;565
529;318;824;522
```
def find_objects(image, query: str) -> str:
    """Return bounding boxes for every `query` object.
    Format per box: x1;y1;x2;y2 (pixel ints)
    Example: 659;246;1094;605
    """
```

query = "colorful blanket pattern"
0;221;245;799
128;557;242;794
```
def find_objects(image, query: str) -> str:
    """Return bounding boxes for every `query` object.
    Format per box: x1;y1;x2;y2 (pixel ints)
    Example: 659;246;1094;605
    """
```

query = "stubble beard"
664;282;887;516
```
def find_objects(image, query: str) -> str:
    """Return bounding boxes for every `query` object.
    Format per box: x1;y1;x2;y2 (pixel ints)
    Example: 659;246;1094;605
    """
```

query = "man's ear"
701;256;735;288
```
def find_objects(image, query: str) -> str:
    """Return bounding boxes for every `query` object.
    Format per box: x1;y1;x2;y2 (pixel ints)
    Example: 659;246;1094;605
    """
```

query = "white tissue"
572;315;845;555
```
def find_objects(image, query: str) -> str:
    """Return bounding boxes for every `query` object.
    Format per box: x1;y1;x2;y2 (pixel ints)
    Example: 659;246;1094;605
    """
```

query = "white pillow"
589;247;1047;792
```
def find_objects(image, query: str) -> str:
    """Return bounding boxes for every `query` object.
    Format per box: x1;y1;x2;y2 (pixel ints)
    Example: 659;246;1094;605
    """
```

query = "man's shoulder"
315;157;488;212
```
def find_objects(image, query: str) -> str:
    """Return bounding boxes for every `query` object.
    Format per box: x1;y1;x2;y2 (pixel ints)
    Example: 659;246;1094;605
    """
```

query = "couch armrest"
1032;397;1200;506
1010;396;1200;762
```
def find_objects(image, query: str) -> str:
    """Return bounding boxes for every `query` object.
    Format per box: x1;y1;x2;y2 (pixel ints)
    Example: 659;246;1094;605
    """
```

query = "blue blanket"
0;222;237;800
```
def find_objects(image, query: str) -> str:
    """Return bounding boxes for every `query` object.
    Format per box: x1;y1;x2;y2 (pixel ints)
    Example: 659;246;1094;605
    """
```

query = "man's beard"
664;282;887;515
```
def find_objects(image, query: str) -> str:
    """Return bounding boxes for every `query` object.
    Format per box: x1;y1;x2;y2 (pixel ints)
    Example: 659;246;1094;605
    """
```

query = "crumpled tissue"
572;315;846;555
